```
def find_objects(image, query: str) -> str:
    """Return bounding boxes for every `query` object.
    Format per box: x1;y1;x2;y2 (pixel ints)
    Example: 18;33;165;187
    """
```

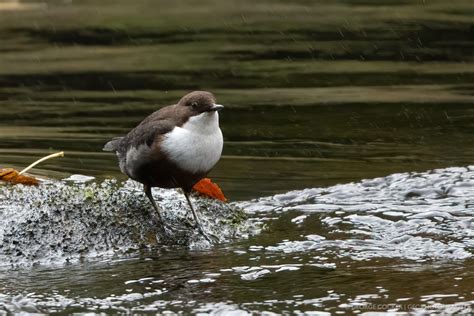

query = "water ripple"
239;166;474;262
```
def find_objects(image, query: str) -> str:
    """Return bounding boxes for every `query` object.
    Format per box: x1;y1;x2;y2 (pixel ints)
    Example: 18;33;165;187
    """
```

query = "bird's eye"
191;102;198;108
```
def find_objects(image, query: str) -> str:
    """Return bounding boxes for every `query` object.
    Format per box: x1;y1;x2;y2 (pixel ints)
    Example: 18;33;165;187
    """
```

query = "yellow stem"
19;151;65;175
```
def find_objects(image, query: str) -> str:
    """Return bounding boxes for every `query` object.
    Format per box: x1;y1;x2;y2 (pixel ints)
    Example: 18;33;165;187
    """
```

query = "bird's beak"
208;104;224;112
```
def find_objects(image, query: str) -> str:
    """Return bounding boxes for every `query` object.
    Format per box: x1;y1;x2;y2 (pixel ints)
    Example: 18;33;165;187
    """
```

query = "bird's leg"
144;184;164;224
144;185;190;234
183;191;200;228
169;176;198;229
183;190;218;243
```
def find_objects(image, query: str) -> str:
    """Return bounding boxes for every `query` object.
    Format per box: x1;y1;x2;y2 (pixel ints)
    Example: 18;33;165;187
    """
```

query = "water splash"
239;166;474;262
1;167;473;314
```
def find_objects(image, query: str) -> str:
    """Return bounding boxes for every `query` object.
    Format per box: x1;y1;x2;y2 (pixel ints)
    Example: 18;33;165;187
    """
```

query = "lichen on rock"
0;178;256;266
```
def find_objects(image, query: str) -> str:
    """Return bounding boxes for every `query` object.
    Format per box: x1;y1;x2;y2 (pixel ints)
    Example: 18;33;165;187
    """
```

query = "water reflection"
0;1;473;199
0;0;473;314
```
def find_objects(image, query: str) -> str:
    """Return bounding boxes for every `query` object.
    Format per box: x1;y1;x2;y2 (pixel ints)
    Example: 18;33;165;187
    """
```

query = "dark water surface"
0;0;473;314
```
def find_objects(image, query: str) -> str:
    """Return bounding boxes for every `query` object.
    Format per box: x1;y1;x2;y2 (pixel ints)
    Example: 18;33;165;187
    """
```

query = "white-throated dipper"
103;91;224;237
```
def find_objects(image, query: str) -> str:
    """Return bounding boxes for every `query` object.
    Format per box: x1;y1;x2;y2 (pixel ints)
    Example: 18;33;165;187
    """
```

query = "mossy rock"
0;178;257;266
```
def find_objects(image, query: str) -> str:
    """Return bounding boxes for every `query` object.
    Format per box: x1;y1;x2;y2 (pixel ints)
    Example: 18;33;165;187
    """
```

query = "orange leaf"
192;178;227;202
0;168;39;185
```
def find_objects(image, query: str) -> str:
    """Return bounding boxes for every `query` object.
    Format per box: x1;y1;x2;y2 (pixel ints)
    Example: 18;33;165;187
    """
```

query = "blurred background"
1;1;474;314
0;0;473;200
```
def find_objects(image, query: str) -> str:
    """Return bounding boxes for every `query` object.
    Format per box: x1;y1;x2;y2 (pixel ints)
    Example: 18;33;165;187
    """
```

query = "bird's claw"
195;224;219;243
182;218;197;229
160;221;188;233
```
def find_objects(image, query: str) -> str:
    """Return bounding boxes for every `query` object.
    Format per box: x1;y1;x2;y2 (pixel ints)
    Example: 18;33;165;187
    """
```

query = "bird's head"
178;91;224;116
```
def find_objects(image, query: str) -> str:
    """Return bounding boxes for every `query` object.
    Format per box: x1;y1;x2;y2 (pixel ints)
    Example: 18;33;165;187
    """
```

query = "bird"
103;91;224;238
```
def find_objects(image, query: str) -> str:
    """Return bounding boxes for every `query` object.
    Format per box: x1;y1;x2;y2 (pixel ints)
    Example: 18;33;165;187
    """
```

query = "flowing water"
0;0;473;314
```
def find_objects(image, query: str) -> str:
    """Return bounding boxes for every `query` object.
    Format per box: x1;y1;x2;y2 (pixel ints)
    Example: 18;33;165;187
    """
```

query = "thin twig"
19;151;65;175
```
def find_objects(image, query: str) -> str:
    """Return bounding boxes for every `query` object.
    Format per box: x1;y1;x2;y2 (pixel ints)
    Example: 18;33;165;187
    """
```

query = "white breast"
161;111;223;174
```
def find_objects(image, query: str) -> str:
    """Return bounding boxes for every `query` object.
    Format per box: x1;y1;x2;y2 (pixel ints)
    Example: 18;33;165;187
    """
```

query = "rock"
0;179;256;266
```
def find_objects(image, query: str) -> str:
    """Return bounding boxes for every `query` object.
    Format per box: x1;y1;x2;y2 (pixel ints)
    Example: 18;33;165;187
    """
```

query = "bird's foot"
180;213;217;242
195;222;219;243
158;220;189;234
182;217;197;229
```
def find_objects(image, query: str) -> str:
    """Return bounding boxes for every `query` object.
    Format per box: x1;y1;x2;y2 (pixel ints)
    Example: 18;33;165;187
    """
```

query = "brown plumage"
104;91;224;239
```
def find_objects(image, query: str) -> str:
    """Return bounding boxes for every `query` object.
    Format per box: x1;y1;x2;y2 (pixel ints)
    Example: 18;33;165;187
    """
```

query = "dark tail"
103;137;123;152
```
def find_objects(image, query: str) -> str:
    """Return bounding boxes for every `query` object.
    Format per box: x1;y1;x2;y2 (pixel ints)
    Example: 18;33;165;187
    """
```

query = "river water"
0;0;473;314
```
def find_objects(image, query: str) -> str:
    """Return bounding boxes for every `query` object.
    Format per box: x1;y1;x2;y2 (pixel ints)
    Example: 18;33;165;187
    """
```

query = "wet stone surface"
0;178;254;266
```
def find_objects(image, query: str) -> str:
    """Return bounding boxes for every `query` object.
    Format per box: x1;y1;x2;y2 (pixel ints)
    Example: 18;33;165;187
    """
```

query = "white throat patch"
161;112;223;174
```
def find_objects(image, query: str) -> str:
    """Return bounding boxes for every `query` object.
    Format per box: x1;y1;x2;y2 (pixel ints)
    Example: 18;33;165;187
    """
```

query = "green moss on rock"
0;179;259;266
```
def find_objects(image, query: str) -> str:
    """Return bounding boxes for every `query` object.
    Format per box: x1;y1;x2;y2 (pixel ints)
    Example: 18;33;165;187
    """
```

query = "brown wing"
114;104;188;181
